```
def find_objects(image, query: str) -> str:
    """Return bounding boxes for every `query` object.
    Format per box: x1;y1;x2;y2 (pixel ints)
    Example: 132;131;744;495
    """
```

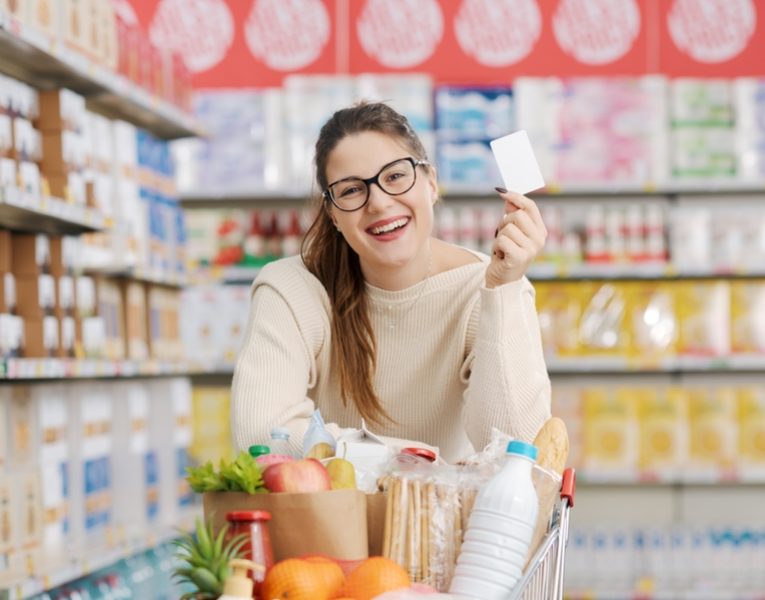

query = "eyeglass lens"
329;158;417;210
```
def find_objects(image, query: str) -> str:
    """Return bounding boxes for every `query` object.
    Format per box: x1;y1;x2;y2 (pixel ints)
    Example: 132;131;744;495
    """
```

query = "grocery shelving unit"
0;12;201;140
0;11;202;599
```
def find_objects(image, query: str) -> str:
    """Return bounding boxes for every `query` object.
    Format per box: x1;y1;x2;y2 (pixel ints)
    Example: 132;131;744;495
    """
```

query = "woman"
231;101;550;463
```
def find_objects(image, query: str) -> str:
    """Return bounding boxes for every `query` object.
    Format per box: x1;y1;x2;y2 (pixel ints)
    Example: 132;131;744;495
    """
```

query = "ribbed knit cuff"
477;277;530;345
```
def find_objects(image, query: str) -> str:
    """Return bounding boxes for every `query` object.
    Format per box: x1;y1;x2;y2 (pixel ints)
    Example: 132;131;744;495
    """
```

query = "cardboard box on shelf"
11;233;50;276
15;273;56;318
120;280;149;360
41;130;86;175
37;89;86;133
22;314;59;358
50;236;79;277
47;171;87;205
0;229;11;272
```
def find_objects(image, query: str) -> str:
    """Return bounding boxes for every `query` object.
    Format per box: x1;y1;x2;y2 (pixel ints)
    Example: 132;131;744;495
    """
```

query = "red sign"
658;0;765;77
127;0;337;88
127;0;765;88
349;0;650;83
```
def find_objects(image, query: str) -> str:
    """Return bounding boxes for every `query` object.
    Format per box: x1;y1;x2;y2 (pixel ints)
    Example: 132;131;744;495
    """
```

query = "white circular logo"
112;0;139;26
357;0;444;68
668;0;756;63
149;0;234;73
553;0;641;65
245;0;331;71
454;0;542;67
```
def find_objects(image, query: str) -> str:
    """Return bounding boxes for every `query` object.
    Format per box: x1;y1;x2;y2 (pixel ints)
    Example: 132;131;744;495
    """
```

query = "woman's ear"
427;165;439;204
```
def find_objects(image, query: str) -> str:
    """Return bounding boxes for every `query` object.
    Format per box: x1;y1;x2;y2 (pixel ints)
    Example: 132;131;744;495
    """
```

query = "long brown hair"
301;102;430;425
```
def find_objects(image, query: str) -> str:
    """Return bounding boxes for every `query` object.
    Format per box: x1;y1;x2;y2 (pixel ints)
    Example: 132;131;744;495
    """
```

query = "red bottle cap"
401;447;437;462
226;510;272;522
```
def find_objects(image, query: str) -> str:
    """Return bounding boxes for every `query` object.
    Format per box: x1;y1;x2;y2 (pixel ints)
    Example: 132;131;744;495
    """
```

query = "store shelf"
0;13;201;139
0;508;199;599
0;358;232;380
545;355;765;374
179;188;311;209
528;262;765;280
0;185;106;234
578;470;765;486
179;180;765;208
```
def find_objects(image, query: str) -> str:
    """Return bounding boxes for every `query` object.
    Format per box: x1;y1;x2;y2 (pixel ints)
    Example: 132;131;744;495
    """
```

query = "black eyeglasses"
323;157;429;212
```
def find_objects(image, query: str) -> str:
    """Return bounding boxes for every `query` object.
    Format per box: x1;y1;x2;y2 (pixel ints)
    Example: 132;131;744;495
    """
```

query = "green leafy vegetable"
186;451;267;494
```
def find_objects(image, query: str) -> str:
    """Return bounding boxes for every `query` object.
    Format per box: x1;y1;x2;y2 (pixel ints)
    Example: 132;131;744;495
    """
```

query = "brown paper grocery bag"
203;489;368;561
365;492;387;556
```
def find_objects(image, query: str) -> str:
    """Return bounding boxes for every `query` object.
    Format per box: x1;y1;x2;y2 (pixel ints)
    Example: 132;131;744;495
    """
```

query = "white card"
489;130;545;195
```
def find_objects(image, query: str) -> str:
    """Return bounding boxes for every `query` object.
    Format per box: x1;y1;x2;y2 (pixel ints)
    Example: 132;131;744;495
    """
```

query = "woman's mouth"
367;217;410;237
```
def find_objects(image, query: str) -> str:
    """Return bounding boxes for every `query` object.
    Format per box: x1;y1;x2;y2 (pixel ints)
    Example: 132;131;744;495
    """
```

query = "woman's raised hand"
485;187;547;289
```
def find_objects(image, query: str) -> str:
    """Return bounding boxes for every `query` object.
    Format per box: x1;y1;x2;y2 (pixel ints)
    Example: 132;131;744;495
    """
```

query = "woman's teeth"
370;218;408;235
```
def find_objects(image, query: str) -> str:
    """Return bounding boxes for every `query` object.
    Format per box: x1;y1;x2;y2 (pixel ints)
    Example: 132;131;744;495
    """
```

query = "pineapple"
172;516;247;600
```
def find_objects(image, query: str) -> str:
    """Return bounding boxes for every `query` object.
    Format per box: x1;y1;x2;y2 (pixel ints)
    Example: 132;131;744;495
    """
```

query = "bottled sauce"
225;511;274;599
449;440;539;599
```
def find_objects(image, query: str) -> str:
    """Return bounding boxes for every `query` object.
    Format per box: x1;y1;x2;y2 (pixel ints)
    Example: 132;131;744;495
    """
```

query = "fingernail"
494;186;507;194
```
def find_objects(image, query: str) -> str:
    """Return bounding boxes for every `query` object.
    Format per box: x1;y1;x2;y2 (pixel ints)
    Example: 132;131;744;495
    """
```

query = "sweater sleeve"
230;263;343;454
460;276;551;450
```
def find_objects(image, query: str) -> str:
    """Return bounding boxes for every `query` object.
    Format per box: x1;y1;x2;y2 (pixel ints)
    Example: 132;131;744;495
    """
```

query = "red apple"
262;458;331;493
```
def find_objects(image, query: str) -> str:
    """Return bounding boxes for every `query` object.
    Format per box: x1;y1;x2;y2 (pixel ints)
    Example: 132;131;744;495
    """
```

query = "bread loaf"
532;416;569;475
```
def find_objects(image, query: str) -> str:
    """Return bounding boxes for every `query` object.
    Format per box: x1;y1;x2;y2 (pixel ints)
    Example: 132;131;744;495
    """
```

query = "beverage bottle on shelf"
449;440;539;600
281;209;302;257
224;513;274;599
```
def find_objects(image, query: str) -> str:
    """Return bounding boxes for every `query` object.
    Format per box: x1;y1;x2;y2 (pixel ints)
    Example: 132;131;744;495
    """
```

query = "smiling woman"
231;101;551;463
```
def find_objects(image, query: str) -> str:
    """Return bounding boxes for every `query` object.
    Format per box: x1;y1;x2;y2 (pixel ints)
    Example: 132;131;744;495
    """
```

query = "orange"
261;557;344;600
338;556;410;600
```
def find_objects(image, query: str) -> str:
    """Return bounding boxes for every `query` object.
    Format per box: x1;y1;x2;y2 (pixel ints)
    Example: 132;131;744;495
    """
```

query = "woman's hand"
485;188;547;289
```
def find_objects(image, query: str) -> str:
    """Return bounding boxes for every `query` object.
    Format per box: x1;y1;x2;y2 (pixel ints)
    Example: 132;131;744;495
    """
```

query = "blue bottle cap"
506;440;538;461
270;426;290;439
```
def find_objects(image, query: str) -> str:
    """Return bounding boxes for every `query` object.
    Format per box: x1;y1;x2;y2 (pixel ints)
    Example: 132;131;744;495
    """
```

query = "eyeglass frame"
322;156;430;212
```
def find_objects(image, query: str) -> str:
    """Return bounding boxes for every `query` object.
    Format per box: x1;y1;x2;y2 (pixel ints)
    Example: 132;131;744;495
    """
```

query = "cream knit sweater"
231;253;551;463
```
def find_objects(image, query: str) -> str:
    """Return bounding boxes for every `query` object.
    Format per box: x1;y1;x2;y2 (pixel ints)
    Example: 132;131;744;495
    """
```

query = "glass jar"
225;510;274;599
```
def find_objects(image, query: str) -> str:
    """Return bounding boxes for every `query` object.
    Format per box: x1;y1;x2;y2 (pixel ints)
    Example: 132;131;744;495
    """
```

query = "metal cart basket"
508;467;577;600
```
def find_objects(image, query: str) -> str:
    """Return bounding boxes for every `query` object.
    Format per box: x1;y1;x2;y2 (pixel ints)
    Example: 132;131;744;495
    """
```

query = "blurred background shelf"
0;358;234;380
0;186;106;234
0;507;199;599
0;12;199;139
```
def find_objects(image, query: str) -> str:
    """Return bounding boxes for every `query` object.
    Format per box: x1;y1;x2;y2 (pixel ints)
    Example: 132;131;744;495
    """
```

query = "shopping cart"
509;467;576;600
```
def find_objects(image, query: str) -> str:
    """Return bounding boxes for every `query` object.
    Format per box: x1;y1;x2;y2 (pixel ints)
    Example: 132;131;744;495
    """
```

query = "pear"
326;458;357;490
305;442;335;459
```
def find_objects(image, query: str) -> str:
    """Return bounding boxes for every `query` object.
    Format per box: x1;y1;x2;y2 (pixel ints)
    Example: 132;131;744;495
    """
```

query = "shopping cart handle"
560;467;576;507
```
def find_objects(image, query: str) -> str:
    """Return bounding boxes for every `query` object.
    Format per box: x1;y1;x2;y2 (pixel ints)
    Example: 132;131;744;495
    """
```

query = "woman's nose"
366;182;394;211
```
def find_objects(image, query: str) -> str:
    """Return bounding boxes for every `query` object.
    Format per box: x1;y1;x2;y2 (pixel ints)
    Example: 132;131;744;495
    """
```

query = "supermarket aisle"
2;1;765;599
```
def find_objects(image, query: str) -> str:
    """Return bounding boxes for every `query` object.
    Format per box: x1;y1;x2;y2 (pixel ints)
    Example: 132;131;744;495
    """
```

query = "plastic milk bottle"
449;440;539;599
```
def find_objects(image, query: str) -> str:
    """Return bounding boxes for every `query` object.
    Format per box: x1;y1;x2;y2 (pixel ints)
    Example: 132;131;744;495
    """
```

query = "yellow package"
730;280;765;354
675;280;730;357
686;386;737;475
577;282;630;358
638;387;686;477
625;281;678;365
534;281;582;358
737;386;765;477
582;387;637;478
190;386;233;464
